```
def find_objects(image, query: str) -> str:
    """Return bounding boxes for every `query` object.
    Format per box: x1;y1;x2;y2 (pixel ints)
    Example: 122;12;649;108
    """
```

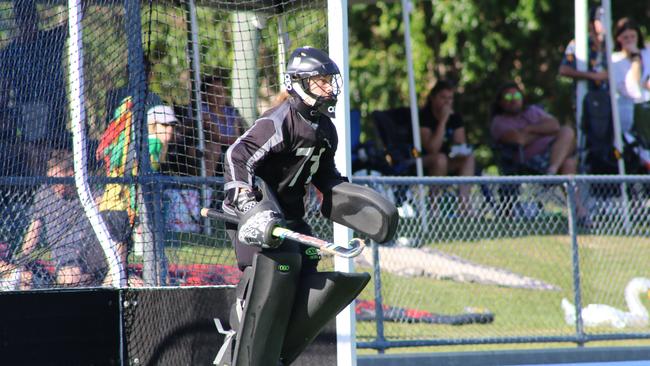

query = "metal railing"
2;173;649;351
307;175;650;352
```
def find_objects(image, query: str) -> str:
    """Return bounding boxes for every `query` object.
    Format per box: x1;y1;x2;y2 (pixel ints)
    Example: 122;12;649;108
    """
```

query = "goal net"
0;0;329;291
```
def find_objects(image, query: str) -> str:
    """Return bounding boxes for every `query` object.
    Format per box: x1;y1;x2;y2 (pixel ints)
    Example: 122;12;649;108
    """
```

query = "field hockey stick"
200;208;365;258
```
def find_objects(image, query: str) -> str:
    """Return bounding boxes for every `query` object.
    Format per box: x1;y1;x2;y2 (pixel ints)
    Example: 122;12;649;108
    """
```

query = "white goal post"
328;1;360;366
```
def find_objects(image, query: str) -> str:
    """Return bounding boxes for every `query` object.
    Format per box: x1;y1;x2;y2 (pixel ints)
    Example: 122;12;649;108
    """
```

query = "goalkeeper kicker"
209;46;398;366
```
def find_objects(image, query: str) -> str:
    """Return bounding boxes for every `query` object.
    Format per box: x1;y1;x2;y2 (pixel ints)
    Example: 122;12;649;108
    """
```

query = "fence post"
371;240;387;353
565;180;586;346
125;0;166;285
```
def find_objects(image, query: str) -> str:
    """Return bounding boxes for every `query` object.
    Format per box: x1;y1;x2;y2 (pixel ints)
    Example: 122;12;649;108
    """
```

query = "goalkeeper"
217;46;397;365
222;46;347;272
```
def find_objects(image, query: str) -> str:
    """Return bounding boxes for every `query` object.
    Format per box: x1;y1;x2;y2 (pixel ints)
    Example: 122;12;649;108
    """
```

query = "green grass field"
353;234;650;352
157;230;650;353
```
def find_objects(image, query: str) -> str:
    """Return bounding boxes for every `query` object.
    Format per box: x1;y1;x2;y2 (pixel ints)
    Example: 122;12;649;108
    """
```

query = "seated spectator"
0;239;57;290
611;17;650;136
0;242;32;290
419;80;475;210
0;0;71;177
165;73;245;180
490;83;592;225
200;73;245;177
490;82;578;175
21;150;127;287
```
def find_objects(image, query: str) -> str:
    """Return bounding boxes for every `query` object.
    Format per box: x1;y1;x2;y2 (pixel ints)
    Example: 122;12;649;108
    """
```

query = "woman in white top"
611;17;650;133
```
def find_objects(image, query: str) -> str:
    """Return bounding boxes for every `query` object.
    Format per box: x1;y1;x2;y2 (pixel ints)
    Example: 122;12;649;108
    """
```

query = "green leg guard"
279;271;370;365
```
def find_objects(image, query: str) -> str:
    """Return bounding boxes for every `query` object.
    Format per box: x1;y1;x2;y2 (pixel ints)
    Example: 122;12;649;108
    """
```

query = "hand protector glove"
234;189;285;249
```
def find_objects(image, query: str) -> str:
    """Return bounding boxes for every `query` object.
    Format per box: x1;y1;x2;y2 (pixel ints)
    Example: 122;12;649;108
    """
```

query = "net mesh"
0;0;328;291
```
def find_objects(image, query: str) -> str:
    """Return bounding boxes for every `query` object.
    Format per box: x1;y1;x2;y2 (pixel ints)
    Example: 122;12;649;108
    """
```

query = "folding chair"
370;107;418;176
582;90;618;175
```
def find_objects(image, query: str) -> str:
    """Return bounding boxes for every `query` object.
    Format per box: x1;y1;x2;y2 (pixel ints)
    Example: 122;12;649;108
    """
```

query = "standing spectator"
96;102;179;271
0;0;70;177
611;17;650;135
559;6;609;91
200;73;245;177
21;150;127;287
490;82;577;175
97;103;178;223
419;80;475;211
104;56;163;127
146;105;178;171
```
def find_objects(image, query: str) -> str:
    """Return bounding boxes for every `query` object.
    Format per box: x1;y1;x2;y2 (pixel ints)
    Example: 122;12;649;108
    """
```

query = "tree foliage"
348;0;650;169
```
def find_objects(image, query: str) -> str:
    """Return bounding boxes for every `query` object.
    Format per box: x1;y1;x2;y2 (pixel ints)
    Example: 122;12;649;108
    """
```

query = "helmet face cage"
288;73;341;118
298;73;341;101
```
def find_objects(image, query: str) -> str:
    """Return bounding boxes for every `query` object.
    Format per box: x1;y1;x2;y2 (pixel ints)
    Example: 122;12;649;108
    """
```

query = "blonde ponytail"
272;90;291;107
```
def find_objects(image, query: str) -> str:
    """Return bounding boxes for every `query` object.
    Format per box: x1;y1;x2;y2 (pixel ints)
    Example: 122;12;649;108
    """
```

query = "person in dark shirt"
200;73;245;177
419;80;475;213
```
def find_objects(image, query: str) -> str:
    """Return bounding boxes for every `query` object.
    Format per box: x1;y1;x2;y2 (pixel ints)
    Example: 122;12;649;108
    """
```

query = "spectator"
0;242;32;290
559;6;609;91
491;83;592;225
104;55;163;127
0;239;58;290
146;105;178;171
611;17;650;135
96;103;177;285
0;0;70;177
97;104;178;221
164;73;245;179
21;150;127;287
200;73;245;177
97;53;172;224
491;82;578;175
419;80;475;210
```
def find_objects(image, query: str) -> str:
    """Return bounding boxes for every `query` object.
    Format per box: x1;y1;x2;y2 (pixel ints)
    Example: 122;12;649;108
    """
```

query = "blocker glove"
232;188;284;249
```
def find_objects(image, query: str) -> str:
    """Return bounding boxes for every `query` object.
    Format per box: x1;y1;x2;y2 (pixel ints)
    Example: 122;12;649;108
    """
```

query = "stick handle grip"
200;207;365;258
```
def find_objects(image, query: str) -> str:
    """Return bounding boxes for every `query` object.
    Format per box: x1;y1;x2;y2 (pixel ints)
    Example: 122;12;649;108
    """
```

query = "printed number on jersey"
288;147;325;187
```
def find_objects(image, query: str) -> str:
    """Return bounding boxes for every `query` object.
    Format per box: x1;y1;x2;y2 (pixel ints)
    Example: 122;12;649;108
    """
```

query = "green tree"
349;0;650;171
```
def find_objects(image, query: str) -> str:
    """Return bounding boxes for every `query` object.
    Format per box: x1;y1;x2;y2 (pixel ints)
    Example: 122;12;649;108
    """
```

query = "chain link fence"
305;175;650;351
1;0;649;355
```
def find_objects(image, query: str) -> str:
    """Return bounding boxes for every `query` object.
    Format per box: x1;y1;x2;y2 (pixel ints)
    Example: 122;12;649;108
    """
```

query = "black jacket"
223;99;346;220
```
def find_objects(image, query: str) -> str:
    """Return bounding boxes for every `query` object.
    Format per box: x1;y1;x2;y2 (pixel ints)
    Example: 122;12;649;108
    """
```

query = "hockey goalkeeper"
215;46;398;365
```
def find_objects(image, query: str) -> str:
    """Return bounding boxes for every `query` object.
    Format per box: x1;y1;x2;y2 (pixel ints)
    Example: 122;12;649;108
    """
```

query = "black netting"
0;0;327;291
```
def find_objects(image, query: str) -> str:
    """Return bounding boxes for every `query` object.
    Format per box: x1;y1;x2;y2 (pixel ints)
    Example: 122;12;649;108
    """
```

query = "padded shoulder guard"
320;182;398;243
